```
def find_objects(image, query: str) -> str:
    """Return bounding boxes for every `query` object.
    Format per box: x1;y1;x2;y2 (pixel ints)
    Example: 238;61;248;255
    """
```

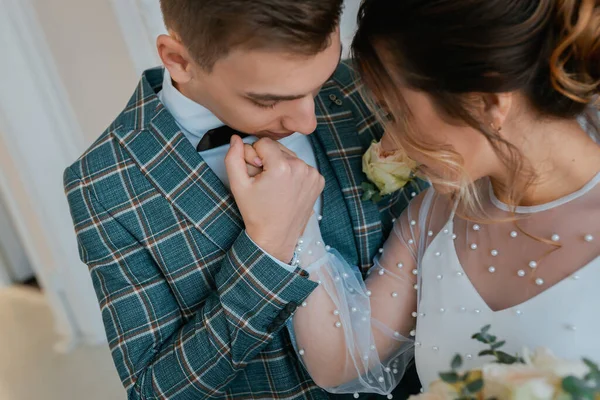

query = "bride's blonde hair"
353;0;600;218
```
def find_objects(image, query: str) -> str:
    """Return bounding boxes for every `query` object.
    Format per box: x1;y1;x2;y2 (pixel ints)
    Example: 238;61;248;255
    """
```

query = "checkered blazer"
64;61;424;399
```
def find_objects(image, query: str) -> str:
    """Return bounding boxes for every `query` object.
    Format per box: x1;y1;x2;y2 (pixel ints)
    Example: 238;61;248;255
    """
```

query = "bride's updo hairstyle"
353;0;600;215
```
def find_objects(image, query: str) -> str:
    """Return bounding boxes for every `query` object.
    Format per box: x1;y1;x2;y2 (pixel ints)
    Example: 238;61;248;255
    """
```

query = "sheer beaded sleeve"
287;189;442;397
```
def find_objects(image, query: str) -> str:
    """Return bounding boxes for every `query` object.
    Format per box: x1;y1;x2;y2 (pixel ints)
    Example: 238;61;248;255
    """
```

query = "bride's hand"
243;142;297;177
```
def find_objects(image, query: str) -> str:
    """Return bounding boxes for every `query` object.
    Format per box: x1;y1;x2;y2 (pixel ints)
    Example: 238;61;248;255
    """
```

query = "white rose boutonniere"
362;140;417;202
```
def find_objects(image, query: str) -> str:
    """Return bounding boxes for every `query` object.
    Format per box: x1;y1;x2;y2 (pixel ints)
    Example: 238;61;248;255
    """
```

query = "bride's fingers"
277;143;298;159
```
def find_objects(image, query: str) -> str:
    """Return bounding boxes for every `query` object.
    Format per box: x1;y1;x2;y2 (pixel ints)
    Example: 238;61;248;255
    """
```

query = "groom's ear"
157;32;196;84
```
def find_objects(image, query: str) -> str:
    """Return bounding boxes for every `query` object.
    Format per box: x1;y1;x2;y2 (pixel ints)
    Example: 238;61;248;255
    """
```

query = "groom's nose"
282;97;317;135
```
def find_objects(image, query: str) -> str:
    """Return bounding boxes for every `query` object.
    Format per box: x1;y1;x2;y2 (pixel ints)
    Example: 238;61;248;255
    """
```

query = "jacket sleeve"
64;166;318;399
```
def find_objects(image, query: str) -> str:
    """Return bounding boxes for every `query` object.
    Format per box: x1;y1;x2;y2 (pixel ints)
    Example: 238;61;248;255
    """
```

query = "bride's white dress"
288;120;600;397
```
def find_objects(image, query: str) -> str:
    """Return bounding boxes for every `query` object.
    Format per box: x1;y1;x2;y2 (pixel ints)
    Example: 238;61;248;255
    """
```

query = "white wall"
30;0;139;144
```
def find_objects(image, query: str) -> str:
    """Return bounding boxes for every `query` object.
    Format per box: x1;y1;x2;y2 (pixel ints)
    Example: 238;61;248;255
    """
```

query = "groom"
64;0;422;398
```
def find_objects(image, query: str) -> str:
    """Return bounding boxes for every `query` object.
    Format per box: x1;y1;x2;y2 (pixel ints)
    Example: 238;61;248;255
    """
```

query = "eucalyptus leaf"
466;378;484;394
481;325;491;334
491;341;506;350
451;354;463;370
439;372;460;384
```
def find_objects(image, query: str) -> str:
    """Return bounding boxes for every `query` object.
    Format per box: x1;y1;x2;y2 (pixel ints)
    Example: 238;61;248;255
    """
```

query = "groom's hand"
226;135;324;263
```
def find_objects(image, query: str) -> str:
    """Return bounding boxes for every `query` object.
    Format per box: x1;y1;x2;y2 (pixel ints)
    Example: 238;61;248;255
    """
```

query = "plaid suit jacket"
64;61;424;400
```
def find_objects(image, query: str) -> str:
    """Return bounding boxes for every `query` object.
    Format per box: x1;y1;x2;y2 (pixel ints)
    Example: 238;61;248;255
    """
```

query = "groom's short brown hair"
160;0;344;71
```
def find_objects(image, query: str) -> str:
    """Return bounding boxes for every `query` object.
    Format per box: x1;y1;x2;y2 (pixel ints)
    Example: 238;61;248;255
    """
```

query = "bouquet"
410;326;600;400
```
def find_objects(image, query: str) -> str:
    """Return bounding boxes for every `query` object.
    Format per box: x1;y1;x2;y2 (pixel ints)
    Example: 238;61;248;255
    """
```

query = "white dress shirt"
158;69;322;271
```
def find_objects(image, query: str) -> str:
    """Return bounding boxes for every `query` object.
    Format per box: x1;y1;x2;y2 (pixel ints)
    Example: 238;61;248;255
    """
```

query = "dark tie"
196;125;248;152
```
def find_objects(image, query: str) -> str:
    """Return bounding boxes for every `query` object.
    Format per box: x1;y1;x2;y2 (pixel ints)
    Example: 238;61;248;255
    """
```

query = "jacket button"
285;302;298;314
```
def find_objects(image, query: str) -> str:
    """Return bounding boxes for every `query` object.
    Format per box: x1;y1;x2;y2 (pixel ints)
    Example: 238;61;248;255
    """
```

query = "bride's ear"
480;92;513;133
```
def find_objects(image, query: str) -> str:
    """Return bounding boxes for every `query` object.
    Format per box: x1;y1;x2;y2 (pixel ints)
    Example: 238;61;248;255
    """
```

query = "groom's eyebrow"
246;47;343;102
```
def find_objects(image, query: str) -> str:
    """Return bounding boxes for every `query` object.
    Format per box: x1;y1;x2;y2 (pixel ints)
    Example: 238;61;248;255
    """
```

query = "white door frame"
0;0;107;350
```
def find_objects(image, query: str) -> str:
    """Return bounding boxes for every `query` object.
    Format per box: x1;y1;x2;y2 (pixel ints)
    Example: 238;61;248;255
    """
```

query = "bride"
286;0;600;397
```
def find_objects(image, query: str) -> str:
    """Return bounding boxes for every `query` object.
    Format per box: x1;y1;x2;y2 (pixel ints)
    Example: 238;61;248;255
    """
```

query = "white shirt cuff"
246;232;297;273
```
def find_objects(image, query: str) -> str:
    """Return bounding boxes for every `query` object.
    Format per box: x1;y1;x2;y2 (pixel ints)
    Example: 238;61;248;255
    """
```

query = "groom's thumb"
225;135;251;191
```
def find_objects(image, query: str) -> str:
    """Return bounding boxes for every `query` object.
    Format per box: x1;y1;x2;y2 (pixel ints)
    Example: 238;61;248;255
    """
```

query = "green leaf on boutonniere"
361;181;384;203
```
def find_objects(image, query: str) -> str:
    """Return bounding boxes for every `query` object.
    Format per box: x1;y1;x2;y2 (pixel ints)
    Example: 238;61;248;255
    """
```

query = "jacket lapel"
313;83;384;270
113;70;243;253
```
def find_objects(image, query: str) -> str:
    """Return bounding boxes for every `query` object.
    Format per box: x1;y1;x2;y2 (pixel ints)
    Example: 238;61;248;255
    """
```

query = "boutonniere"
361;140;416;203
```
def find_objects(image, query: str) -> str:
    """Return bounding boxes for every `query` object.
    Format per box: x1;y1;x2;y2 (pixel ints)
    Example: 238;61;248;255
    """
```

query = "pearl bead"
412;312;418;317
371;345;377;351
411;192;417;198
415;342;422;347
443;229;449;234
392;292;398;298
510;231;518;238
413;284;418;290
334;276;341;282
474;309;481;314
379;248;384;254
307;250;313;255
412;269;418;275
491;249;499;256
428;231;434;237
488;266;496;273
343;273;349;278
439;308;445;313
432;346;439;351
394;331;401;337
473;224;480;231
566;324;577;331
435;251;442;257
408;239;414;245
452;234;457;240
362;317;367;322
535;278;544;286
325;245;331;251
296;247;303;253
515;310;523;316
299;349;305;356
317;215;323;221
460;307;466;312
316;241;322;246
388;395;394;399
317;280;322;285
384;367;391;372
529;261;538;269
466;354;473;360
410;220;416;226
393;369;398;374
470;243;478;250
410;330;416;337
436;274;443;280
366;290;372;297
517;270;526;277
397;263;404;268
456;271;464;277
551;234;560;242
298;239;304;245
378;269;385;276
301;302;307;307
335;322;342;328
584;234;594;242
351;307;357;312
419;312;425;317
354;393;359;399
378;377;385;383
573;275;580;280
333;310;340;316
